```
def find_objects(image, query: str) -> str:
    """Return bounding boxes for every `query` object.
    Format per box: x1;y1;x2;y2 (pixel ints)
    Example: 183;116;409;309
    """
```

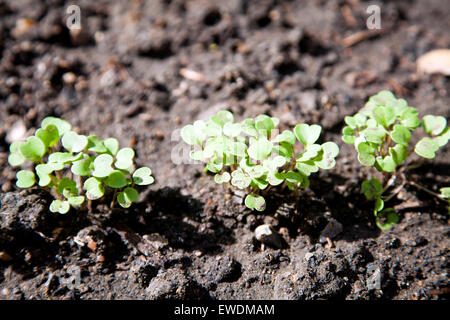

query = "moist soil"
0;0;449;300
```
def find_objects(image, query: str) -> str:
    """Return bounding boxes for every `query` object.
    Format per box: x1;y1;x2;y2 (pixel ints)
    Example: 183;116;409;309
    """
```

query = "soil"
0;0;449;300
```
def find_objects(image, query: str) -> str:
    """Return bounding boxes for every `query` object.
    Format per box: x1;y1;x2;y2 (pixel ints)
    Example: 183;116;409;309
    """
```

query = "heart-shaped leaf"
357;142;376;166
87;135;107;153
376;155;396;172
422;115;447;136
248;137;272;161
361;178;383;200
8;142;25;166
71;156;93;176
298;144;322;161
105;170;128;188
210;110;234;127
92;154;114;178
401;108;420;129
440;187;450;199
231;169;251;189
296;161;319;176
315;142;339;169
244;194;266;211
372;105;395;128
49;200;70;214
20;136;46;162
56;178;77;195
214;171;231;184
223;122;242;137
414;137;439;159
67;196;85;207
83;177;105;200
267;171;284;186
16;170;35;188
117;187;139;208
294;124;321;146
48;152;83;164
241;118;258;137
273;130;296;145
36;124;59;148
103;138;119;156
41;117;72;136
375;208;399;230
36;163;63;186
390;124;411;146
62;131;88;153
133;167;155;186
115;147;135;170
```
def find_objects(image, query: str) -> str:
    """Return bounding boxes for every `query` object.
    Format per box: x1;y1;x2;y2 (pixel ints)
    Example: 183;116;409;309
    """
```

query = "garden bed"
0;0;449;299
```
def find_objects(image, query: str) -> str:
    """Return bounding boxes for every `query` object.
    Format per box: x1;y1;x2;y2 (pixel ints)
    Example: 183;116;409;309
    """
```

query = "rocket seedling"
181;110;339;211
342;91;449;229
9;117;154;213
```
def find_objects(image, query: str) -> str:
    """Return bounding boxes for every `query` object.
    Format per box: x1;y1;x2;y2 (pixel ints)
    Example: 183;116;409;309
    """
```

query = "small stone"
254;224;282;249
12;19;36;38
417;49;450;76
319;218;343;243
6;120;27;143
62;72;76;85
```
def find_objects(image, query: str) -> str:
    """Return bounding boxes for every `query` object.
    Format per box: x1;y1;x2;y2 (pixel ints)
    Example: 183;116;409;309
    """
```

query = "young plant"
180;110;339;211
8;117;154;213
441;187;450;213
342;90;449;228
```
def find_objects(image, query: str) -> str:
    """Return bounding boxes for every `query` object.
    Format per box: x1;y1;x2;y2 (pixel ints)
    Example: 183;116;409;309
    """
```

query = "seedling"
8;117;154;213
181;110;339;211
342;90;449;229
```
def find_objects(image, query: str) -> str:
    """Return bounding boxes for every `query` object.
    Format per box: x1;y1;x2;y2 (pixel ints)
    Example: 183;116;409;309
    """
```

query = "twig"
341;29;384;48
407;181;446;202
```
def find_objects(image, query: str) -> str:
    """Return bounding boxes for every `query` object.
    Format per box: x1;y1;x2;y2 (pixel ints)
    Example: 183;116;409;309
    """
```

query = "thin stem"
407;181;446;202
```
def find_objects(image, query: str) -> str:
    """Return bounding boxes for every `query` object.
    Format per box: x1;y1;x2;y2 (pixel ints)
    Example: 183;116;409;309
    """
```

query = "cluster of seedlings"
8;117;154;213
7;91;449;229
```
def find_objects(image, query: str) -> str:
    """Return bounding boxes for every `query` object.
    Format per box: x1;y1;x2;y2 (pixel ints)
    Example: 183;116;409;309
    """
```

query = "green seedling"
181;110;339;211
441;187;450;214
9;117;154;213
342;90;449;229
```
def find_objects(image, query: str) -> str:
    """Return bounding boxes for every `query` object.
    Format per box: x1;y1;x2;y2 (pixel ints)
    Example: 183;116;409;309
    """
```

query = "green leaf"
87;135;108;153
298;144;322;161
433;127;450;147
267;171;284;186
223;122;242;137
61;131;88;153
214;172;231;184
414;137;439;159
255;114;275;136
362;127;386;144
56;178;76;195
133;167;154;186
362;178;383;200
400;108;420;129
103;138;119;156
210;110;234;127
67;196;85;207
422;115;447;136
390;124;411;146
115;148;135;170
180;121;207;145
440;187;450;199
71;156;93;176
375;209;399;230
294;123;321;146
41;117;71;136
83;177;105;200
36;124;59;148
49;200;70;214
117;187;139;208
248;137;272;161
241;118;258;137
315;142;339;169
206;159;223;173
372;105;395;128
8;142;25;166
16;170;35;188
244;194;266;211
20;136;46;162
374;197;384;213
48;152;83;164
344;116;357;129
36;163;63;186
231;170;251;189
357;142;376;166
228;141;247;157
296;161;319;176
273;130;296;145
104;171;128;188
390;144;408;165
92;154;114;178
376;155;396;172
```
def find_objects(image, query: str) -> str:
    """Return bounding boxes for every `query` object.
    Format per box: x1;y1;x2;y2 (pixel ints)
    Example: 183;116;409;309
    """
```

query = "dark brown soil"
0;0;449;300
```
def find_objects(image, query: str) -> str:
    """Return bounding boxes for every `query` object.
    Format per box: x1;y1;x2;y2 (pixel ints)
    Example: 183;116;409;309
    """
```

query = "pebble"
254;224;282;249
319;218;343;243
417;49;450;75
6;120;27;143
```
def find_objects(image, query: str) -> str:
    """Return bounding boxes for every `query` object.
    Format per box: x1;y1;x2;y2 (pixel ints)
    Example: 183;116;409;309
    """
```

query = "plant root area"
0;0;449;300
